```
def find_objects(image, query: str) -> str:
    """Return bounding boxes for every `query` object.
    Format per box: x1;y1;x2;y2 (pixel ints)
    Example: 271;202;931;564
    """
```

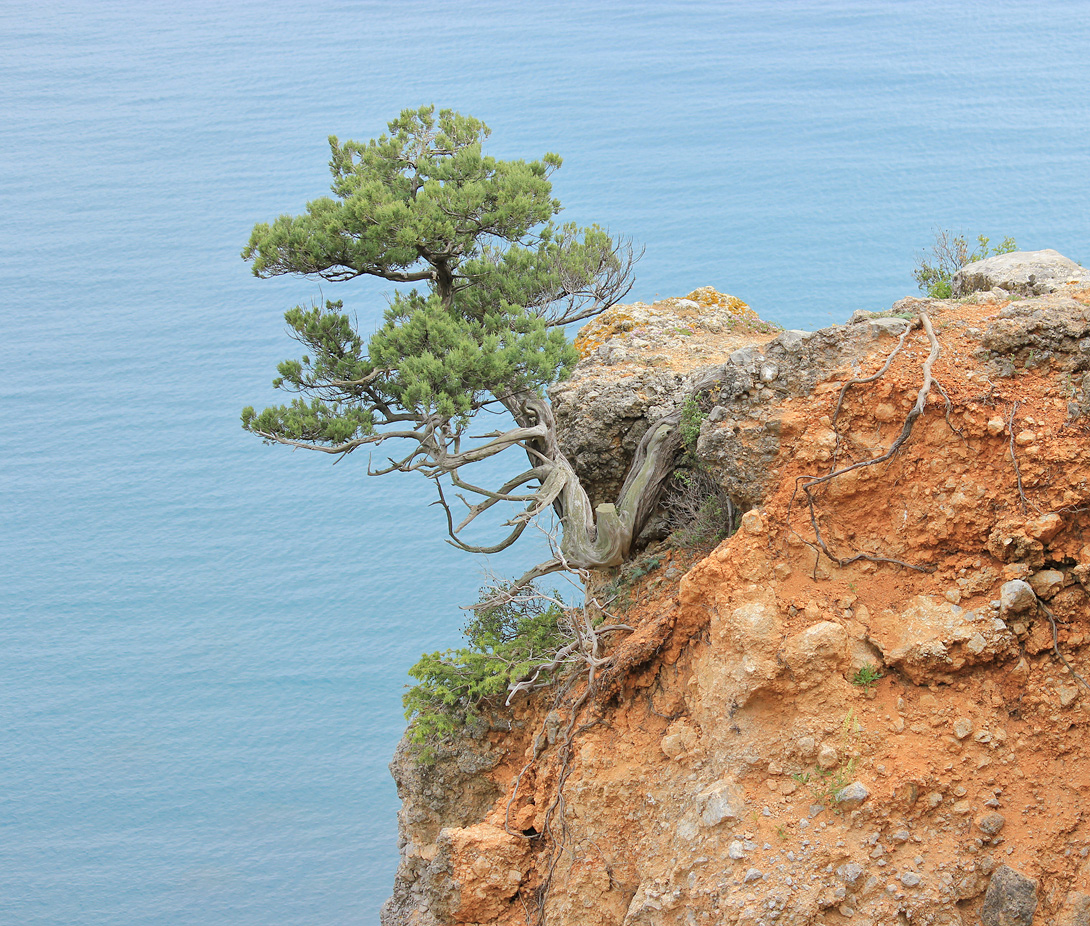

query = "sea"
2;1;1088;922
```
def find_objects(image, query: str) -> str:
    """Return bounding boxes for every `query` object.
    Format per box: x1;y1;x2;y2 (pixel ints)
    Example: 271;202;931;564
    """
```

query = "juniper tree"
242;106;684;587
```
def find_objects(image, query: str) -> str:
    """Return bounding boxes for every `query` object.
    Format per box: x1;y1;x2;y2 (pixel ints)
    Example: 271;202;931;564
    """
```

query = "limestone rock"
980;865;1038;926
381;737;501;926
782;620;849;687
443;823;531;923
836;862;866;889
817;744;840;771
953;249;1089;296
976;812;1006;838
834;781;869;809
1028;569;1063;599
697;779;745;827
980;297;1090;374
660;719;700;760
1000;580;1037;617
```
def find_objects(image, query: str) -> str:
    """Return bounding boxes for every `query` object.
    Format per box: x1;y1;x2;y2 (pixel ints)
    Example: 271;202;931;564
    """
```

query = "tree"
242;106;681;588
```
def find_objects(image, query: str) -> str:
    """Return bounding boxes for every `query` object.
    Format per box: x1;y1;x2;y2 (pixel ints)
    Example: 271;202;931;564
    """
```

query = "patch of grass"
679;396;706;448
850;663;884;690
800;710;863;811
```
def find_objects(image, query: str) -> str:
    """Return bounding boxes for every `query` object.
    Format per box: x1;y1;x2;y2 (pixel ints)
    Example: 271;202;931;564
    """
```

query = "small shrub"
850;663;884;690
679;396;706;448
913;230;1017;298
662;466;737;548
403;586;572;754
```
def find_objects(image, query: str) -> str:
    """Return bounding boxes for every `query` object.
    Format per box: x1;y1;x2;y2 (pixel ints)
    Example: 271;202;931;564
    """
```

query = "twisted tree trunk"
504;380;699;574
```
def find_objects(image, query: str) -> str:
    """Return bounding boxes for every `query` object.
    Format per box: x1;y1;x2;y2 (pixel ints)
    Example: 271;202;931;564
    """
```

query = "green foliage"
913;230;1017;298
403;588;571;752
679;396;706;448
818;757;859;807
790;710;864;811
850;663;884;690
242;105;632;449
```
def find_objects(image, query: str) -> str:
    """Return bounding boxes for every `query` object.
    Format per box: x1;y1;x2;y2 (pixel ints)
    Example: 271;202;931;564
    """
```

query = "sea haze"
2;1;1088;922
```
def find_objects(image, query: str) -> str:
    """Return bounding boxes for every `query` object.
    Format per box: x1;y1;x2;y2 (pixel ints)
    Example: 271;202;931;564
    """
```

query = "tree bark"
504;388;688;570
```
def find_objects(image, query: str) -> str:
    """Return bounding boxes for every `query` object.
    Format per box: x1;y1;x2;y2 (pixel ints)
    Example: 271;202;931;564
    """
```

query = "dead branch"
932;379;963;437
805;310;940;494
803;491;932;572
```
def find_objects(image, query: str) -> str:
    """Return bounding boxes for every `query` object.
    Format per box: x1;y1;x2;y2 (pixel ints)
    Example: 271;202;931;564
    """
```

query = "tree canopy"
242;106;680;585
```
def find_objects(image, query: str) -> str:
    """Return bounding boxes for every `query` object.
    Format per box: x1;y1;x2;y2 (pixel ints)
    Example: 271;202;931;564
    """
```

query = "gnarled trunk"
505;388;687;571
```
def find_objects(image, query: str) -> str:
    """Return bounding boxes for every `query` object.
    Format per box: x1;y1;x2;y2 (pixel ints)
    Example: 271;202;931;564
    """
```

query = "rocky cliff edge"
383;258;1090;926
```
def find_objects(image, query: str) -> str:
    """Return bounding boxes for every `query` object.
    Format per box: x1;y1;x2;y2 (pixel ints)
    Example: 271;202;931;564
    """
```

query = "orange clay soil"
435;294;1090;926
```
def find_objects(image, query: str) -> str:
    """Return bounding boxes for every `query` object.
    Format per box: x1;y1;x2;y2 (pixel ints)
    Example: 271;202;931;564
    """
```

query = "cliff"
383;255;1090;926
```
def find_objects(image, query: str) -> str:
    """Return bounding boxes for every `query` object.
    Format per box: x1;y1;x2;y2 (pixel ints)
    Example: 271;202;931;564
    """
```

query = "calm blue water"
2;1;1088;922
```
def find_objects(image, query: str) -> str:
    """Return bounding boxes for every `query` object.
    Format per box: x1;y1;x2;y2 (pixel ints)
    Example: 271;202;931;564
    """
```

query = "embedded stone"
977;812;1006;838
1055;890;1090;926
834;782;869;809
817;744;840;770
837;862;866;888
740;509;765;534
1026;513;1064;543
698;779;745;827
953;718;973;740
1028;569;1064;599
1000;580;1037;617
980;865;1038;926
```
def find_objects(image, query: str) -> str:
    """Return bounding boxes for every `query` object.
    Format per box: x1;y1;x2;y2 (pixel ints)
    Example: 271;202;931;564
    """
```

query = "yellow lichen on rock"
573;288;757;358
675;285;757;320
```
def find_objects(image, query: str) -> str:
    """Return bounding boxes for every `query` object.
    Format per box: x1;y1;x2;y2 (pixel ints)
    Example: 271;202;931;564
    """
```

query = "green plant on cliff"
913;229;1017;298
850;663;883;690
403;586;571;749
679;395;706;448
241;105;702;593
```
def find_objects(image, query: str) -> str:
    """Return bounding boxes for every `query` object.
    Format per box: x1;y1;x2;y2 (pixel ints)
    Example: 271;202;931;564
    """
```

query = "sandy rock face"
385;280;1090;926
865;595;1015;684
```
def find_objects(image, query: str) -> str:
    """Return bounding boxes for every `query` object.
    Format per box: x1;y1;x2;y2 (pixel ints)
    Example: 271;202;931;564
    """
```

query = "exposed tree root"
488;560;635;925
830;318;914;467
1036;599;1090;692
787;311;941;572
1008;401;1030;514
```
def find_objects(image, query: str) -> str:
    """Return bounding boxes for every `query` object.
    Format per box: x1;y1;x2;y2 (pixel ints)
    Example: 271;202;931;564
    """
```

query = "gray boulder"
953;249;1089;297
980;865;1038;926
